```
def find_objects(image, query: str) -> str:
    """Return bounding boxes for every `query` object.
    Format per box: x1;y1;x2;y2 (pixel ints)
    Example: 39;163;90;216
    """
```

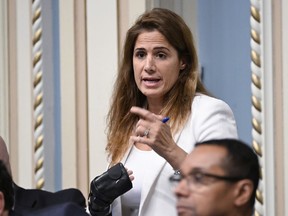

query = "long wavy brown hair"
106;8;208;165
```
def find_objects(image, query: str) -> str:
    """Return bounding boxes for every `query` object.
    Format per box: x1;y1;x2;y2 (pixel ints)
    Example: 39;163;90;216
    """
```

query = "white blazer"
111;94;238;216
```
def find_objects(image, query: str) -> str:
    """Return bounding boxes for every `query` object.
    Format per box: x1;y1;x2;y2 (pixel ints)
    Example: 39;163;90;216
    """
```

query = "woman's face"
133;30;185;104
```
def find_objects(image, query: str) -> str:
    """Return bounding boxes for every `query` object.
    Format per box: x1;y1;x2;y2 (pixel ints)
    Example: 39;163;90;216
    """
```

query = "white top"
121;145;157;216
111;94;238;216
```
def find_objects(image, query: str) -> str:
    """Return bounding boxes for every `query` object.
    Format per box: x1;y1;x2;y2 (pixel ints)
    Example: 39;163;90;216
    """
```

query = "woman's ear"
234;179;254;207
179;58;186;70
180;63;186;70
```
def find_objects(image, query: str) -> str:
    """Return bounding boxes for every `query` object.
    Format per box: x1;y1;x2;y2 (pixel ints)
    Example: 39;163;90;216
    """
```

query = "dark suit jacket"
9;210;22;216
22;202;89;216
13;184;86;214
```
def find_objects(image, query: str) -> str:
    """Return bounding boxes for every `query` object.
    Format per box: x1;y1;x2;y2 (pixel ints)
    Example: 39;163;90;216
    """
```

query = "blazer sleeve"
192;96;238;142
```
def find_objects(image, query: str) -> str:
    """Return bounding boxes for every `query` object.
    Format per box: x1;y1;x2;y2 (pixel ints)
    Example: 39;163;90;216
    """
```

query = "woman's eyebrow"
153;46;170;51
134;47;145;52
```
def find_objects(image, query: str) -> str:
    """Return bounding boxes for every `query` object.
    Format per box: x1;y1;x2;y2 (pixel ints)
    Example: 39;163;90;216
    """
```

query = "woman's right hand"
126;169;134;181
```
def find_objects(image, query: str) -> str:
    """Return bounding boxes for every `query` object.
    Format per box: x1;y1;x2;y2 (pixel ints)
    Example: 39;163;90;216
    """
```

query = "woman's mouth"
142;78;161;87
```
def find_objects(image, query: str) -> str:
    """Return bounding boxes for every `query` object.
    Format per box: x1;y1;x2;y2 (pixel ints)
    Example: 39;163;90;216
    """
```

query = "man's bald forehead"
0;136;11;175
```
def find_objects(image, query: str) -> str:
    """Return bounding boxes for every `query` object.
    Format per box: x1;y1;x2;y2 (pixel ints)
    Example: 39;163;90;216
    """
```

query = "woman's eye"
156;52;166;59
135;51;146;59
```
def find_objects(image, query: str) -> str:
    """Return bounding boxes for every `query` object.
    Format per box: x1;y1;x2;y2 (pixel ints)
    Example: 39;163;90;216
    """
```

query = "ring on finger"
143;128;150;137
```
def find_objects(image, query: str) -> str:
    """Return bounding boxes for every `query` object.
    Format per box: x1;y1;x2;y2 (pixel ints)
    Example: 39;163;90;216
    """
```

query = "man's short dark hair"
0;160;14;211
195;139;260;208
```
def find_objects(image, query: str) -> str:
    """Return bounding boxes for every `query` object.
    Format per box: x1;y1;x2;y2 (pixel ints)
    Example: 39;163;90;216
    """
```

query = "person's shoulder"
193;93;231;110
0;136;4;145
191;93;238;140
21;202;89;216
13;184;86;212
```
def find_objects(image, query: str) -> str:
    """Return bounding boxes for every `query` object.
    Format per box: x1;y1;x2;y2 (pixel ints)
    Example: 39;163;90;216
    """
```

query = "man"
0;137;11;175
172;139;259;216
0;136;88;216
0;160;16;216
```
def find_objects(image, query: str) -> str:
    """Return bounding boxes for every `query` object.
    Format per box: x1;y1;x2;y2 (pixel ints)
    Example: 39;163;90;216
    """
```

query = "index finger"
130;106;162;122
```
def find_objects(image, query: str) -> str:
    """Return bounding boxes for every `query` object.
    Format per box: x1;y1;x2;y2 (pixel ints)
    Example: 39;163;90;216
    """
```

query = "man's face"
174;145;237;216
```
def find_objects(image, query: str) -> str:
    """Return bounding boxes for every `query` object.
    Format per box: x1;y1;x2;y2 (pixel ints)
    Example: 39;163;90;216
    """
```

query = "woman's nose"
144;56;155;73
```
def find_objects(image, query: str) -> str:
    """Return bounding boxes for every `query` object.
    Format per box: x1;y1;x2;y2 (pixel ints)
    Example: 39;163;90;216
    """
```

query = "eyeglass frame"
169;170;245;190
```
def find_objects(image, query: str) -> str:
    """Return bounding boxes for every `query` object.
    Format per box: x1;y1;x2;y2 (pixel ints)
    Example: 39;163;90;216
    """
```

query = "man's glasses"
169;171;245;191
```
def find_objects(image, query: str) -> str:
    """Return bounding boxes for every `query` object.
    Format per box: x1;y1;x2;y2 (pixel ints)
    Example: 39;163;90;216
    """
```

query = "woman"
91;7;238;216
